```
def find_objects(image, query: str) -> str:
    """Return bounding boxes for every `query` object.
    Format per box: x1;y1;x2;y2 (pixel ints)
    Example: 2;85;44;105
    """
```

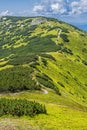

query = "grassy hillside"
0;16;87;129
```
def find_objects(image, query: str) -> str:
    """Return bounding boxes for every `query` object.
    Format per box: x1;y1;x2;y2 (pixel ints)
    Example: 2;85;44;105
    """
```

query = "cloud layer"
0;0;87;17
0;0;87;25
33;0;87;16
70;0;87;15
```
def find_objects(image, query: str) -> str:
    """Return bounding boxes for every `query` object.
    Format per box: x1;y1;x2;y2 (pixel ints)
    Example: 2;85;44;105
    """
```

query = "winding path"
57;28;62;40
41;88;48;94
32;71;48;94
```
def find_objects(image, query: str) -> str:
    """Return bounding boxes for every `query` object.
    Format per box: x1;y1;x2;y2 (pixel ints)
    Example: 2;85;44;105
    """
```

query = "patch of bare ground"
0;125;17;130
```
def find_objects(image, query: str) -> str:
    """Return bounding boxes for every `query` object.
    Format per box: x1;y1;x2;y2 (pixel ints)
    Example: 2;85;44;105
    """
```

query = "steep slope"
0;16;87;107
0;16;87;130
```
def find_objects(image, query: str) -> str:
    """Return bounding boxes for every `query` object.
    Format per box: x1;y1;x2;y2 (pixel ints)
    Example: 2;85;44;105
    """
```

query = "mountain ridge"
0;16;87;129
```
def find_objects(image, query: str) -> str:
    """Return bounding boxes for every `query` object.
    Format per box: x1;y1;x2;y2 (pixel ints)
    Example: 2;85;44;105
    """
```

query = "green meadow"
0;16;87;129
0;90;87;130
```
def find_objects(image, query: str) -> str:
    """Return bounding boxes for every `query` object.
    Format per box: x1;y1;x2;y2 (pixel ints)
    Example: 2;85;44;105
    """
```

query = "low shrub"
40;54;56;61
82;60;87;65
0;98;47;117
82;48;87;53
9;54;38;65
62;28;69;33
0;66;41;92
58;82;65;88
36;73;61;95
61;47;73;55
42;58;48;66
60;34;69;42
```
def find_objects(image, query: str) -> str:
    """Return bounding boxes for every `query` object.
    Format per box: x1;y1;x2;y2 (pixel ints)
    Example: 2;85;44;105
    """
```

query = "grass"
0;108;87;130
0;90;87;130
0;16;87;129
36;53;87;105
0;65;14;71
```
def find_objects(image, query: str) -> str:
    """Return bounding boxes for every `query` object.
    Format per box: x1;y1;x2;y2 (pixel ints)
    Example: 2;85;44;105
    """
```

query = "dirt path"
57;28;62;40
41;88;48;94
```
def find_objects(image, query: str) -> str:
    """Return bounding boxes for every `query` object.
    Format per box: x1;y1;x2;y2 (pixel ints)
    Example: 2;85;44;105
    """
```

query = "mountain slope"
0;17;87;130
0;16;87;129
0;16;87;104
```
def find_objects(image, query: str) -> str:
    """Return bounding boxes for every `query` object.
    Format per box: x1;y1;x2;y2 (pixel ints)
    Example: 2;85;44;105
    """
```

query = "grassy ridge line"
0;16;87;107
36;53;87;105
0;16;87;130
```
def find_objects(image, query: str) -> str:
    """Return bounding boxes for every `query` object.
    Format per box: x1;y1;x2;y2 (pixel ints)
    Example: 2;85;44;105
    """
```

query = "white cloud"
33;5;44;12
51;3;60;11
33;0;67;15
0;10;12;16
33;0;87;16
70;0;87;15
33;0;87;25
51;3;66;14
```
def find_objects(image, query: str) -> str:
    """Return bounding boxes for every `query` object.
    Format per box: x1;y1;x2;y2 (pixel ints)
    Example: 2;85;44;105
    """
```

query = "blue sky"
0;0;87;30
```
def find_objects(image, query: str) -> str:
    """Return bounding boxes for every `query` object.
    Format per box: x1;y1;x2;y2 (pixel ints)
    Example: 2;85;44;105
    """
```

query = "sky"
0;0;87;31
